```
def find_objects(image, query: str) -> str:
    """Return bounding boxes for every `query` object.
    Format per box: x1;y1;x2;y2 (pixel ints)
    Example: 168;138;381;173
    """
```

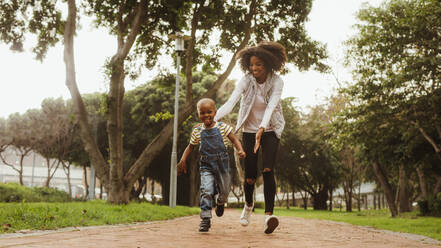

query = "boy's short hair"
197;98;216;111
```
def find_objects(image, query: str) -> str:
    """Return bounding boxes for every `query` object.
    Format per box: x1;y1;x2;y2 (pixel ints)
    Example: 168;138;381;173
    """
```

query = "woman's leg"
242;132;258;206
260;132;279;215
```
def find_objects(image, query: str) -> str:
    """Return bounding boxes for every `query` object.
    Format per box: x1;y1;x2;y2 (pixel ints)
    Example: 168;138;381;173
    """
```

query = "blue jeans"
199;126;230;219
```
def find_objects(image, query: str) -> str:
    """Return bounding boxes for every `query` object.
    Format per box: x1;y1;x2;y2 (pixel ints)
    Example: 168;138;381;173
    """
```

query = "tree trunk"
399;164;411;212
63;0;110;191
292;191;296;207
343;185;353;212
312;186;328;210
329;189;333;211
83;165;89;198
151;179;156;203
19;154;25;185
99;183;103;199
372;162;398;217
373;193;377;210
286;191;290;209
357;183;361;211
416;165;427;199
66;164;72;197
434;175;441;194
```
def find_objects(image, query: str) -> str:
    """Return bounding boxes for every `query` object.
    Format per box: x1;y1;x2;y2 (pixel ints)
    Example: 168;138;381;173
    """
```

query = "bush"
417;193;441;217
0;183;71;203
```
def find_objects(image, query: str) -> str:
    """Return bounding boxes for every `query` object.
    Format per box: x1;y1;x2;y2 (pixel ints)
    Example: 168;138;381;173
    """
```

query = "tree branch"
114;0;148;61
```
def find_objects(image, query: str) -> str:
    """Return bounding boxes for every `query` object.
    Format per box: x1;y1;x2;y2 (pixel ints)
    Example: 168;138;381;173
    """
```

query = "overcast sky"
0;0;383;119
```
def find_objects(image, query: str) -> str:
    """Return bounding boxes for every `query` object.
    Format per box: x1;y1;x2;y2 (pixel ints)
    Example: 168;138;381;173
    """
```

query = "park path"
0;209;440;248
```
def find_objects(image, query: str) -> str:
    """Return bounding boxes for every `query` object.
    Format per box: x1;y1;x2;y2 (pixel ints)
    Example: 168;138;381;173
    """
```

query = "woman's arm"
214;76;248;121
259;76;284;129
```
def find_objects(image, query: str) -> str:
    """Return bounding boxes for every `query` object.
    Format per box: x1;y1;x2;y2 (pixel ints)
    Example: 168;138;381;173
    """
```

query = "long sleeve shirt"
214;73;285;139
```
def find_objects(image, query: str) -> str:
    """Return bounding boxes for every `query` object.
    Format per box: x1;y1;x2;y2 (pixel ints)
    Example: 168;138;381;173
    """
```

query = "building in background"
0;147;87;198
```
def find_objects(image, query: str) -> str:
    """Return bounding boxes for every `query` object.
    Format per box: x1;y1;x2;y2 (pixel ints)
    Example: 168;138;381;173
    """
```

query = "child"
177;98;246;232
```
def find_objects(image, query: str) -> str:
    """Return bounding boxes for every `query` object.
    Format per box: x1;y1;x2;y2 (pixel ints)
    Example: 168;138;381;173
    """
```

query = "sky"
0;0;383;119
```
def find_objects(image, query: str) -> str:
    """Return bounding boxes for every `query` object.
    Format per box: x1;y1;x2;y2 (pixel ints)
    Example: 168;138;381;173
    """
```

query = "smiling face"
249;55;268;83
198;100;216;128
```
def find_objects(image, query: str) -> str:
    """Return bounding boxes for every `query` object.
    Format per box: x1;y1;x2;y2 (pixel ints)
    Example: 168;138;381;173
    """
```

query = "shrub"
417;193;441;217
0;183;71;203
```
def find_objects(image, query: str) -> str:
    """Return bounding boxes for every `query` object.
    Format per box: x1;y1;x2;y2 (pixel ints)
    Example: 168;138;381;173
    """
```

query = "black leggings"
242;131;279;213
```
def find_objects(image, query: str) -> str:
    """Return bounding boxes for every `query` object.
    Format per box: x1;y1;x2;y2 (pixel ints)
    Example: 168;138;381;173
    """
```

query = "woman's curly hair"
236;41;287;74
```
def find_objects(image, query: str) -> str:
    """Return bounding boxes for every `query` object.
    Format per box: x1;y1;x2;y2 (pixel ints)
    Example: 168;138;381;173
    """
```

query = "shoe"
264;215;279;234
199;218;211;232
240;203;253;226
215;204;224;217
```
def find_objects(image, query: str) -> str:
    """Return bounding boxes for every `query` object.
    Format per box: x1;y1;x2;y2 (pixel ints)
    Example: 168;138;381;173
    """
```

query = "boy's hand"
237;150;246;159
177;160;187;175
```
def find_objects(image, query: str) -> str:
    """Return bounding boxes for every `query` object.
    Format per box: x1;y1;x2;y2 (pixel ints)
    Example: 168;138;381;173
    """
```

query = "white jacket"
214;73;285;139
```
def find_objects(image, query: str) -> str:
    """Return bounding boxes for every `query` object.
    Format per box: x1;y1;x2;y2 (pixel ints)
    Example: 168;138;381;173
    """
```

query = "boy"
177;98;246;232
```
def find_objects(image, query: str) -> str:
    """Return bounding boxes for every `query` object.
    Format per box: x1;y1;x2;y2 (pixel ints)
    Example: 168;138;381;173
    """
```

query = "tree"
340;0;441;215
0;113;35;185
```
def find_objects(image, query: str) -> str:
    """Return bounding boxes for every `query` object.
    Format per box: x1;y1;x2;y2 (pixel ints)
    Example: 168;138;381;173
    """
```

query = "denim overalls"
199;125;230;219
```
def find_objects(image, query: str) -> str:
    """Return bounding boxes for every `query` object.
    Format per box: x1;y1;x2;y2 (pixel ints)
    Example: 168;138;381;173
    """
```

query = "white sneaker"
240;203;253;226
264;215;279;234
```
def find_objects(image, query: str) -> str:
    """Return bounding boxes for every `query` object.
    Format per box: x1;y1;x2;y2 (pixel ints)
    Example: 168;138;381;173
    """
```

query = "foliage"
418;193;441;217
0;200;199;234
0;183;71;203
0;0;63;60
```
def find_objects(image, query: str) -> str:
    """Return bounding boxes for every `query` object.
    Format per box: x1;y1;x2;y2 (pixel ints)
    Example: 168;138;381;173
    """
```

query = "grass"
252;207;441;241
0;200;199;234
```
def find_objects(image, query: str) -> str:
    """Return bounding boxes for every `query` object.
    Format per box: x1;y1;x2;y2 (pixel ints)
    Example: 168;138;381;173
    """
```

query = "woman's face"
249;56;267;83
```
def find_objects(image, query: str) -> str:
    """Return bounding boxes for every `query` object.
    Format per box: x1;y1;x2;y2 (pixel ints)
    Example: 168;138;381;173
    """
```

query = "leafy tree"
0;113;35;185
340;0;441;215
277;99;340;210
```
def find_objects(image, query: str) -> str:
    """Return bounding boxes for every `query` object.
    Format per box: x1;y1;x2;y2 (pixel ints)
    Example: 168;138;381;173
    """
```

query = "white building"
0;147;88;198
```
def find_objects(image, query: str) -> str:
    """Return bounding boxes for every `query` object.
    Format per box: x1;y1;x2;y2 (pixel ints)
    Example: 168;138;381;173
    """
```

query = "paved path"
1;209;440;248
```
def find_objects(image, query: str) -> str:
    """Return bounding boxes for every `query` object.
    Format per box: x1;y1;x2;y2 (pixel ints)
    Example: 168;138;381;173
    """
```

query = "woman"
214;41;287;234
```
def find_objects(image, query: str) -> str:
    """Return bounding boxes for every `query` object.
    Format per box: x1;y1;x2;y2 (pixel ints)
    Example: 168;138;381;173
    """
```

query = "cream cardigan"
214;73;285;139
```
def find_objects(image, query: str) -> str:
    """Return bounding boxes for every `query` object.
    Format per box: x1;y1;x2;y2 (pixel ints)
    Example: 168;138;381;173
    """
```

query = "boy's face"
198;102;216;128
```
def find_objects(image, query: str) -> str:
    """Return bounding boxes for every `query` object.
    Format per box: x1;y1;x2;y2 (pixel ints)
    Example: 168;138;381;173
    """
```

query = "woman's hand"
254;127;265;153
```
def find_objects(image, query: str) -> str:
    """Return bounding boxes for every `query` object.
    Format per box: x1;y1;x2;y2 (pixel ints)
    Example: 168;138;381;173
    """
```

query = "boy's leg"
215;155;231;205
200;169;215;219
214;155;230;217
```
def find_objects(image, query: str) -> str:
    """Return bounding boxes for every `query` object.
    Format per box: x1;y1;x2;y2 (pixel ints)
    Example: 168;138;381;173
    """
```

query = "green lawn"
0;200;199;234
253;207;441;241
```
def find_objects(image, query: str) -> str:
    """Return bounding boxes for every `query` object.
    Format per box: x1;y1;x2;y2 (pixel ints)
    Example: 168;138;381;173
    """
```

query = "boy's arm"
227;132;246;159
177;143;195;175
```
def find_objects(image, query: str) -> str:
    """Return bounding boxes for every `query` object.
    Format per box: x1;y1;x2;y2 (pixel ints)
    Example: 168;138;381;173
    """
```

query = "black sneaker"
199;218;211;232
215;204;224;217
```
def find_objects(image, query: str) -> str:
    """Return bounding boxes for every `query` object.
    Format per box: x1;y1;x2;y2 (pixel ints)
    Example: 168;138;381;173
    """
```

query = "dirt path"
1;209;440;248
